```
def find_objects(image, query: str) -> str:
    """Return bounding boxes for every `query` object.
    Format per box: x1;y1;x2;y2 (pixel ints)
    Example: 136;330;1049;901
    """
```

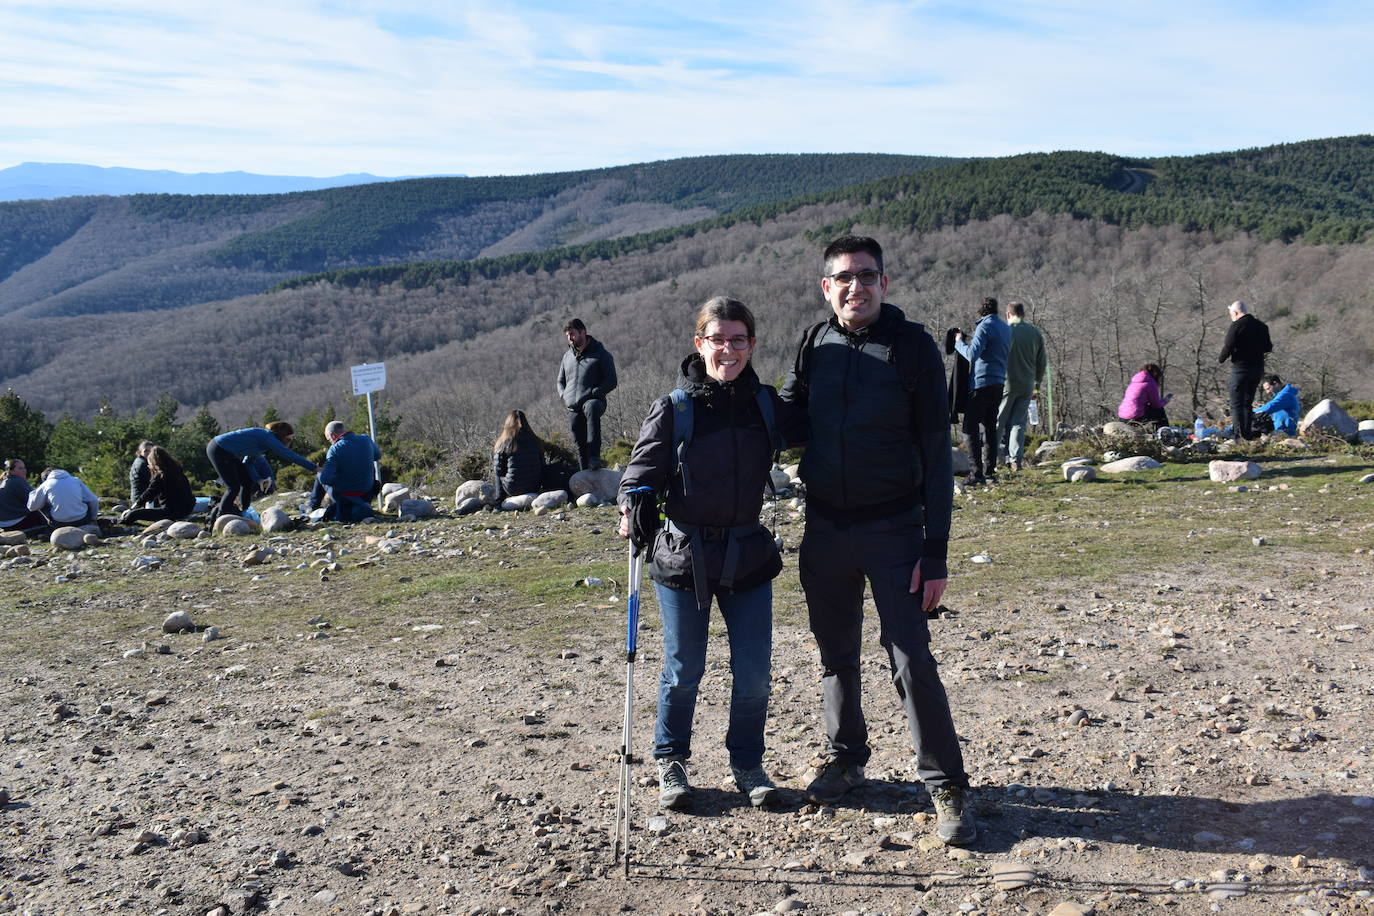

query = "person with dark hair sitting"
1;459;49;532
493;410;545;500
1254;374;1300;436
1118;363;1172;430
207;421;317;521
119;446;196;525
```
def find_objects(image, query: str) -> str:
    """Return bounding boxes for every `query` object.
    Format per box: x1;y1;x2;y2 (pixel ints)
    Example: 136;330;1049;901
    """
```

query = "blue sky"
2;0;1372;177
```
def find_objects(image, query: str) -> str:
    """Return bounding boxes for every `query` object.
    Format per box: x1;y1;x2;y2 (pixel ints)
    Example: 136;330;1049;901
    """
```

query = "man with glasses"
557;318;618;470
780;236;975;845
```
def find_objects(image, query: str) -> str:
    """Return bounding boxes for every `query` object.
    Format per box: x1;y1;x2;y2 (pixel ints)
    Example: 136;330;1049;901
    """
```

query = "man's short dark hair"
1263;374;1282;387
1007;301;1026;318
563;318;586;333
978;297;998;318
823;236;883;274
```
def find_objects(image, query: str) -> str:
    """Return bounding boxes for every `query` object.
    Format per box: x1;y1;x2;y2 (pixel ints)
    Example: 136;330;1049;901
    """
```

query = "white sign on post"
351;362;386;396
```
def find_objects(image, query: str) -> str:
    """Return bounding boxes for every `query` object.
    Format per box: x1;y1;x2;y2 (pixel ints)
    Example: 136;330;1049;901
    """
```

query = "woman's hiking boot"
657;758;691;810
731;765;779;807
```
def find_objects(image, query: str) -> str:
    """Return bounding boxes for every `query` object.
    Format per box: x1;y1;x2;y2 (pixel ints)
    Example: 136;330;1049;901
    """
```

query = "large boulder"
398;498;436;518
501;493;537;511
532;490;569;511
166;521;201;539
1209;460;1262;482
1358;419;1374;444
382;487;412;513
455;480;499;507
259;506;294;533
1299;399;1358;439
454;497;484;516
1064;466;1097;483
219;518;255;537
569;468;621;503
1102;421;1142;438
1099;456;1163;473
50;526;87;550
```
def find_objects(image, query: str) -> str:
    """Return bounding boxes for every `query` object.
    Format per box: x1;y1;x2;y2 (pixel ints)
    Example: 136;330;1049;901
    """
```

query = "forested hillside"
0;153;954;319
3;137;1373;474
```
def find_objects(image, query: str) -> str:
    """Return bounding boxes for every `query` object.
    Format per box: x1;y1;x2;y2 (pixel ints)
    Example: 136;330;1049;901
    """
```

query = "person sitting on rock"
1;458;49;532
313;420;381;522
1117;363;1172;430
1253;374;1300;436
27;467;100;527
119;446;196;525
206;422;318;521
492;410;545;501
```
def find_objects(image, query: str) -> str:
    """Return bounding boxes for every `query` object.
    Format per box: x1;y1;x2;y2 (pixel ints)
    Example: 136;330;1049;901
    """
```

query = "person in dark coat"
1;458;48;532
617;296;804;812
1218;300;1273;440
492;410;545;500
206;422;317;520
129;440;155;506
556;318;617;470
120;446;196;524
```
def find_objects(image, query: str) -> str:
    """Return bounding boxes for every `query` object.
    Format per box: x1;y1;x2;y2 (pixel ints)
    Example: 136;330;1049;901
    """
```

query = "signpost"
350;363;385;502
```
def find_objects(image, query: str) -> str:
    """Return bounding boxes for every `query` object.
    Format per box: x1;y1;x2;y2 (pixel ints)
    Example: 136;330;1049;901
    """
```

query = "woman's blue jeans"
653;581;772;769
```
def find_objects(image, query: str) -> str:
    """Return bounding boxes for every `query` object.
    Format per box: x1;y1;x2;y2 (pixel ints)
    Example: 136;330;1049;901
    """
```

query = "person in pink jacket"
1117;363;1172;429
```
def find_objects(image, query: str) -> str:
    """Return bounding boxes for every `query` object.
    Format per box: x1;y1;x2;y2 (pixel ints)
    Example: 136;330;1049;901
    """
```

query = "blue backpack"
668;386;781;495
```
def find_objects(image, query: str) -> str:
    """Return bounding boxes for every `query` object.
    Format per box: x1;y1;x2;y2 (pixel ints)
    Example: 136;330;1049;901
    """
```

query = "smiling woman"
614;294;807;812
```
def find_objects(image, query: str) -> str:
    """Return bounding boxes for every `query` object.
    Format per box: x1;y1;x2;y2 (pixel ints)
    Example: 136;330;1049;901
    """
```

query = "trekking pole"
613;486;652;877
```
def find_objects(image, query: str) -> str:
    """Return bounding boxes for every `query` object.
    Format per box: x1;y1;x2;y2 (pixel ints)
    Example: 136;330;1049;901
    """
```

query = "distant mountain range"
0;162;452;201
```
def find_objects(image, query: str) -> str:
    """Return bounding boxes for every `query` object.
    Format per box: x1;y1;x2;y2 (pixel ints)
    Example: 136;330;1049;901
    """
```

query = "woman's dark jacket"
618;355;803;596
138;464;196;517
493;430;545;499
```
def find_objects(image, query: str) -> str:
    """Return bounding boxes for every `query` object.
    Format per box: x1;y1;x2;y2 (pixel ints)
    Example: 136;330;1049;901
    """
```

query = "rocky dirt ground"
2;454;1373;916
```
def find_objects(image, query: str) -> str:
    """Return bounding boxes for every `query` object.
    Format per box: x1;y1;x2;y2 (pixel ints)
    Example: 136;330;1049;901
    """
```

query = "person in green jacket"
996;301;1047;471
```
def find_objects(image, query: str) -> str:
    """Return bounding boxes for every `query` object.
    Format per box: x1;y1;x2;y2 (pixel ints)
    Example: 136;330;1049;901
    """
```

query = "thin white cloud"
0;0;1370;175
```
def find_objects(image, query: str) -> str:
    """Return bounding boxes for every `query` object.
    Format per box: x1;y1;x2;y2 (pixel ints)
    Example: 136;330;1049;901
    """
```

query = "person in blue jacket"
953;297;1011;485
1254;375;1301;436
312;420;382;522
207;421;317;520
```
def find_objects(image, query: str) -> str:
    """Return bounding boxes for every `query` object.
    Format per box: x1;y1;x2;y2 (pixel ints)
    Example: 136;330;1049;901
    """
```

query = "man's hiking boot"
657;758;691;810
930;786;977;845
805;761;865;804
731;765;778;807
962;472;985;488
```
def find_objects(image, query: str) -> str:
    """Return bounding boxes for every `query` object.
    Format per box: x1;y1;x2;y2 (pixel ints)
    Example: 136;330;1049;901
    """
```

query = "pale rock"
529;490;566;511
1102;420;1141;437
502;494;536;511
1099;456;1162;473
131;555;162;571
1359;419;1374;444
575;493;601;508
382;486;412;513
781;463;801;481
1299;398;1358;439
221;518;255;536
950;447;971;476
1359;473;1374;485
0;531;24;546
1034;440;1063;458
50;527;87;550
82;533;102;546
455;480;499;506
203;626;220;642
381;481;407;497
242;547;274;567
1101;449;1123;463
1048;904;1093;916
569;467;622;503
259;506;293;533
1209;460;1262;482
398;498;436;518
454;497;484;516
646;816;670;836
990;862;1037;890
1062;457;1094;467
144;518;176;537
769;467;791;490
1064;466;1096;483
162;610;194;633
1192;439;1214;455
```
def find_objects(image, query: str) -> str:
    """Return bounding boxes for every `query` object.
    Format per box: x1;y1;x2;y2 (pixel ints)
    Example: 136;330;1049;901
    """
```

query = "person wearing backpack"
616;297;805;812
779;236;976;846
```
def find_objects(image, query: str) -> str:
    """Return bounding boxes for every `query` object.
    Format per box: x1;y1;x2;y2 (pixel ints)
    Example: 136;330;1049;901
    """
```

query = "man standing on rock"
311;420;381;522
1218;300;1272;440
557;318;617;470
780;236;975;846
954;297;1010;485
996;301;1046;471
